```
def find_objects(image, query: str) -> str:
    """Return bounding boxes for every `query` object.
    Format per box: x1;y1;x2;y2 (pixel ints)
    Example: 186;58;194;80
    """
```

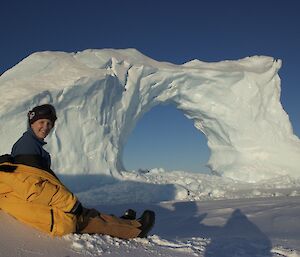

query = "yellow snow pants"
0;162;78;236
0;162;142;239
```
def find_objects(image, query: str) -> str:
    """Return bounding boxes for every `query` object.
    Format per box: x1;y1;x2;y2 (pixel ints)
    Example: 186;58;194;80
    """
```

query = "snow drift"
0;49;299;182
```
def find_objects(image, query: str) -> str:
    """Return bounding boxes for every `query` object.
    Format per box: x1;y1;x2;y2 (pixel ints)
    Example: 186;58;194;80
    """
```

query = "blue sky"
1;0;299;172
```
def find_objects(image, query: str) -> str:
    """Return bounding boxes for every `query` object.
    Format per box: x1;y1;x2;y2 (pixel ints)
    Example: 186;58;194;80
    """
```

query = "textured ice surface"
0;49;299;182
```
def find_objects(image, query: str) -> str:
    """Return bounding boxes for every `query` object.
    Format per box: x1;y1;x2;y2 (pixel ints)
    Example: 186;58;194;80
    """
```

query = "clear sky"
1;0;299;172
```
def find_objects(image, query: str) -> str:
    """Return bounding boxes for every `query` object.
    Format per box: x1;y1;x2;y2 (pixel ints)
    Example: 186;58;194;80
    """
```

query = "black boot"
137;210;155;238
120;209;136;220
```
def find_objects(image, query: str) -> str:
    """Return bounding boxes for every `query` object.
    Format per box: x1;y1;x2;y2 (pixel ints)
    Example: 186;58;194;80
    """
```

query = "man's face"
31;119;53;140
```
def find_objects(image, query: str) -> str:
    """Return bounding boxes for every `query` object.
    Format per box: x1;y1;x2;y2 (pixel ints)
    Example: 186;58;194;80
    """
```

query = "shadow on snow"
59;174;272;257
58;173;176;205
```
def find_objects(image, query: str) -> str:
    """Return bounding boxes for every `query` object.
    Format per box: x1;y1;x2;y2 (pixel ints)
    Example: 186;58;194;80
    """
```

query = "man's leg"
78;208;142;239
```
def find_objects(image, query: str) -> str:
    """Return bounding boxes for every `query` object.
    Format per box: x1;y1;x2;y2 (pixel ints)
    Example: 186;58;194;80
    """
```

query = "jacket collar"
26;128;47;146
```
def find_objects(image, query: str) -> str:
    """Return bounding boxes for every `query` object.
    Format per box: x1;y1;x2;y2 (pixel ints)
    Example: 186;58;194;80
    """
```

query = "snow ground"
1;170;300;257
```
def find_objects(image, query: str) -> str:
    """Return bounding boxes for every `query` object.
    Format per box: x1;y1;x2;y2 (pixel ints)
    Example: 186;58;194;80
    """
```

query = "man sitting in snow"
0;104;155;239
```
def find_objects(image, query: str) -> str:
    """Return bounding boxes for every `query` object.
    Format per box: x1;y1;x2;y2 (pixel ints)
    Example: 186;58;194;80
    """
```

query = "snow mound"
61;169;300;206
0;49;299;182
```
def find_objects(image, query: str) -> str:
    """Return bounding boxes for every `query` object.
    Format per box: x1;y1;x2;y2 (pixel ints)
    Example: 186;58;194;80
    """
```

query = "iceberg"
0;49;299;182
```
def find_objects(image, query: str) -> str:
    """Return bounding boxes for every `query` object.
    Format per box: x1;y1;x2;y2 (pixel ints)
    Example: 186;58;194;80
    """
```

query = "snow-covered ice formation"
0;49;299;182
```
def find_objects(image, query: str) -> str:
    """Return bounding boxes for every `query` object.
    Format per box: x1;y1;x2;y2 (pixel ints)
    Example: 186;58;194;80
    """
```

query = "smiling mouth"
39;131;48;136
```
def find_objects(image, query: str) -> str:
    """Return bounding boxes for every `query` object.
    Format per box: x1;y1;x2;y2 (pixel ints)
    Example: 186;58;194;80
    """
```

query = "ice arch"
0;49;299;182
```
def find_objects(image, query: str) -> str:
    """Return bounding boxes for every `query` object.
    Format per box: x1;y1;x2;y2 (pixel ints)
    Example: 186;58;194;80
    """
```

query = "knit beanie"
28;104;57;125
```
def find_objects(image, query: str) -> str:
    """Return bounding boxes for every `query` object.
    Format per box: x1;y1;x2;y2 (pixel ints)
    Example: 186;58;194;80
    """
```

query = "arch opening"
123;104;211;173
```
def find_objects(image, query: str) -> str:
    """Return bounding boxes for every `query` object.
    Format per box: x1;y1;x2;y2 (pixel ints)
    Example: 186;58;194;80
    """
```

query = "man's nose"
43;124;50;130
